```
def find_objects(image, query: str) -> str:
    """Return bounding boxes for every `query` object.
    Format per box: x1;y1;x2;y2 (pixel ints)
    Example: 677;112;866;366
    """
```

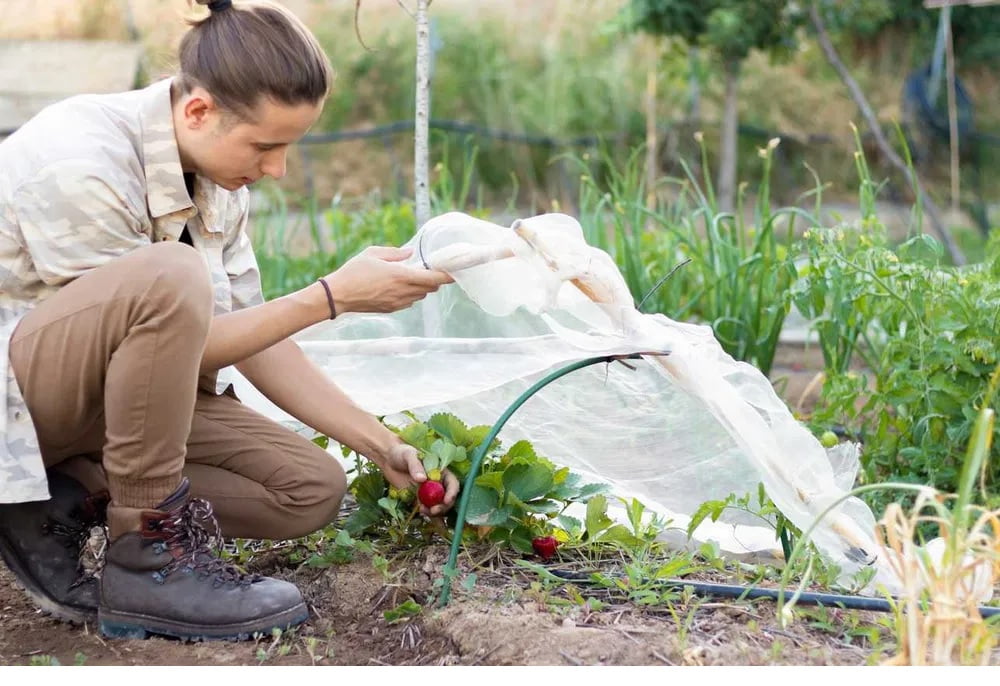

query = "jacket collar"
137;78;195;221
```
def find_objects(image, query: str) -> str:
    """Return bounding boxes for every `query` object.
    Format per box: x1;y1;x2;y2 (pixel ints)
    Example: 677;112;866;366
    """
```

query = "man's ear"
181;87;218;130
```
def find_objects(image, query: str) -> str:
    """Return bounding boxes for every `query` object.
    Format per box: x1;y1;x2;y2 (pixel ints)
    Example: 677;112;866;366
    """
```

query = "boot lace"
152;498;259;588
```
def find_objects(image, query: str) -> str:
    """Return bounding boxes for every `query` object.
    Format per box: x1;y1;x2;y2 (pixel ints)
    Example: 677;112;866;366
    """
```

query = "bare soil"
0;541;891;667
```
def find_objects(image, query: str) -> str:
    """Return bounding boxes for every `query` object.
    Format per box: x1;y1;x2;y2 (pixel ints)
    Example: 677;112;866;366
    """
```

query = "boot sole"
0;529;97;625
98;602;310;642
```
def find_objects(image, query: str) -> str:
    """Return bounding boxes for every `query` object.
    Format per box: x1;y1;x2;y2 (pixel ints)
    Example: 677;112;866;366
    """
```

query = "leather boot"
99;478;308;641
0;471;109;624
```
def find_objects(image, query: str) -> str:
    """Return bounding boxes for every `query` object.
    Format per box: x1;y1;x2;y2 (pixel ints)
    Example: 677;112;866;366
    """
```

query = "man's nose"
262;149;288;179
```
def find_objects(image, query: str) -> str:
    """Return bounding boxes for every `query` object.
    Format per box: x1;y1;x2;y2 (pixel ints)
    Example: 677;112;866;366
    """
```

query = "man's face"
177;89;323;191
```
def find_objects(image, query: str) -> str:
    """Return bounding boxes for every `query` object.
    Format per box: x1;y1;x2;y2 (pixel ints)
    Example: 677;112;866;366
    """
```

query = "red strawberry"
532;536;559;560
417;480;445;508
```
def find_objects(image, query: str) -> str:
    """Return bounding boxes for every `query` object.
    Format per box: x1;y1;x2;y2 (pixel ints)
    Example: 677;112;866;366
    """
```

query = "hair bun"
199;0;233;11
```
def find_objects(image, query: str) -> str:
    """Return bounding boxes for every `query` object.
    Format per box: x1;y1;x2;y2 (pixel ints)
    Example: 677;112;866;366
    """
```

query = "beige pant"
9;242;345;540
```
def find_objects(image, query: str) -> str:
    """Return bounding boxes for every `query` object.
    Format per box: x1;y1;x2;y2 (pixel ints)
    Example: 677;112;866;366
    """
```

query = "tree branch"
809;2;965;265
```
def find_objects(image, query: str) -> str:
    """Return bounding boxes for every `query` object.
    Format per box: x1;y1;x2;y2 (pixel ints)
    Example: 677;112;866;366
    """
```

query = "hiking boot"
99;478;308;641
0;471;110;624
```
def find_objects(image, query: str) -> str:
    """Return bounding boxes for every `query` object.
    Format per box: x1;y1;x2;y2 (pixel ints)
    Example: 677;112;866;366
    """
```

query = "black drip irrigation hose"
545;569;1000;619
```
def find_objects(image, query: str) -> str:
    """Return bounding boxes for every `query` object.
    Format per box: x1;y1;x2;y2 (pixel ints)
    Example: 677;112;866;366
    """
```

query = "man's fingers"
442;470;460;505
406;267;454;288
404;451;427;482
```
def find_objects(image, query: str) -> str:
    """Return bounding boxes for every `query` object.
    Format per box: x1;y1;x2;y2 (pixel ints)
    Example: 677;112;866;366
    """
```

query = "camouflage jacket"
0;78;264;503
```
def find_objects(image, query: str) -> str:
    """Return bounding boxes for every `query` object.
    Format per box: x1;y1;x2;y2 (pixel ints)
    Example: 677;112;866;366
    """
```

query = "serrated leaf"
398;422;432;451
377;497;401;517
549;472;585;499
503;440;537;463
509;525;535;555
623;497;645;534
552;467;571;485
464;484;513;527
465;424;497;452
594;524;639;546
474;471;505;491
502;463;553;502
576;482;612;500
427;412;470;446
556;514;583;536
522;499;562;514
351;471;386;505
342;502;383;536
585;495;614;538
686;498;729;539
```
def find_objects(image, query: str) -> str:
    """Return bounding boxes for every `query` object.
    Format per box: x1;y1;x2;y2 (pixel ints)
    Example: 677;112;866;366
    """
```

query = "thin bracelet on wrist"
317;278;337;320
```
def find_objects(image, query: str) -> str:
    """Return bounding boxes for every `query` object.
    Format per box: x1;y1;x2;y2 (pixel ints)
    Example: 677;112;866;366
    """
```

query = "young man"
0;0;457;641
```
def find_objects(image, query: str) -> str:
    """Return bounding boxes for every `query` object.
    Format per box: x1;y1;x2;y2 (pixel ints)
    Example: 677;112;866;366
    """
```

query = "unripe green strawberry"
820;430;838;448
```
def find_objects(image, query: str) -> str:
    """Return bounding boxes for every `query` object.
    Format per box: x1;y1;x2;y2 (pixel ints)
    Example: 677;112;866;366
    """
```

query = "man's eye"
256;144;276;152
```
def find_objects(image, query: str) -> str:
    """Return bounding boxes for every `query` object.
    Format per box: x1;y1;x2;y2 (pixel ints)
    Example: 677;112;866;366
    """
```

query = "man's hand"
323;246;453;315
381;442;459;518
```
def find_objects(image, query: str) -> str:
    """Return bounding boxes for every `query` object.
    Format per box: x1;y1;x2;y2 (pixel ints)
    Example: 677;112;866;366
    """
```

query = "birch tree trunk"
414;0;431;229
717;59;740;213
809;3;964;265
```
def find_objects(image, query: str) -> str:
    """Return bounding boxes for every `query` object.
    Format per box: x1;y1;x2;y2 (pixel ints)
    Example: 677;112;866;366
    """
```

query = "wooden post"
414;0;431;229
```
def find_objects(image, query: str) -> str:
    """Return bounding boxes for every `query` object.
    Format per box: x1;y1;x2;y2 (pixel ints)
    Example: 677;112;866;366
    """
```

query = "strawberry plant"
337;412;638;556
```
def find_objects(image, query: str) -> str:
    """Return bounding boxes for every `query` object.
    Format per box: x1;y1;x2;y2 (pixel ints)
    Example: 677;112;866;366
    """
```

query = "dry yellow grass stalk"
876;489;1000;665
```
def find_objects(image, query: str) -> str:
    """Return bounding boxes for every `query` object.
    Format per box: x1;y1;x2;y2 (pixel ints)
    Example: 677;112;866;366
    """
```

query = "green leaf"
422;452;440;474
383;599;422;624
549;472;584;499
502;463;554;502
398;421;432;451
585;495;614;538
427;412;470;446
465;425;497;452
342;502;383;536
686;497;729;538
377;497;401;517
503;440;538;463
595;524;639;547
556;514;583;536
464;484;514;527
522;499;562;515
474;471;504;491
513;558;566;581
508;525;536;555
623;497;645;534
552;466;572;486
351;471;386;505
577;482;612;500
312;434;330;449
